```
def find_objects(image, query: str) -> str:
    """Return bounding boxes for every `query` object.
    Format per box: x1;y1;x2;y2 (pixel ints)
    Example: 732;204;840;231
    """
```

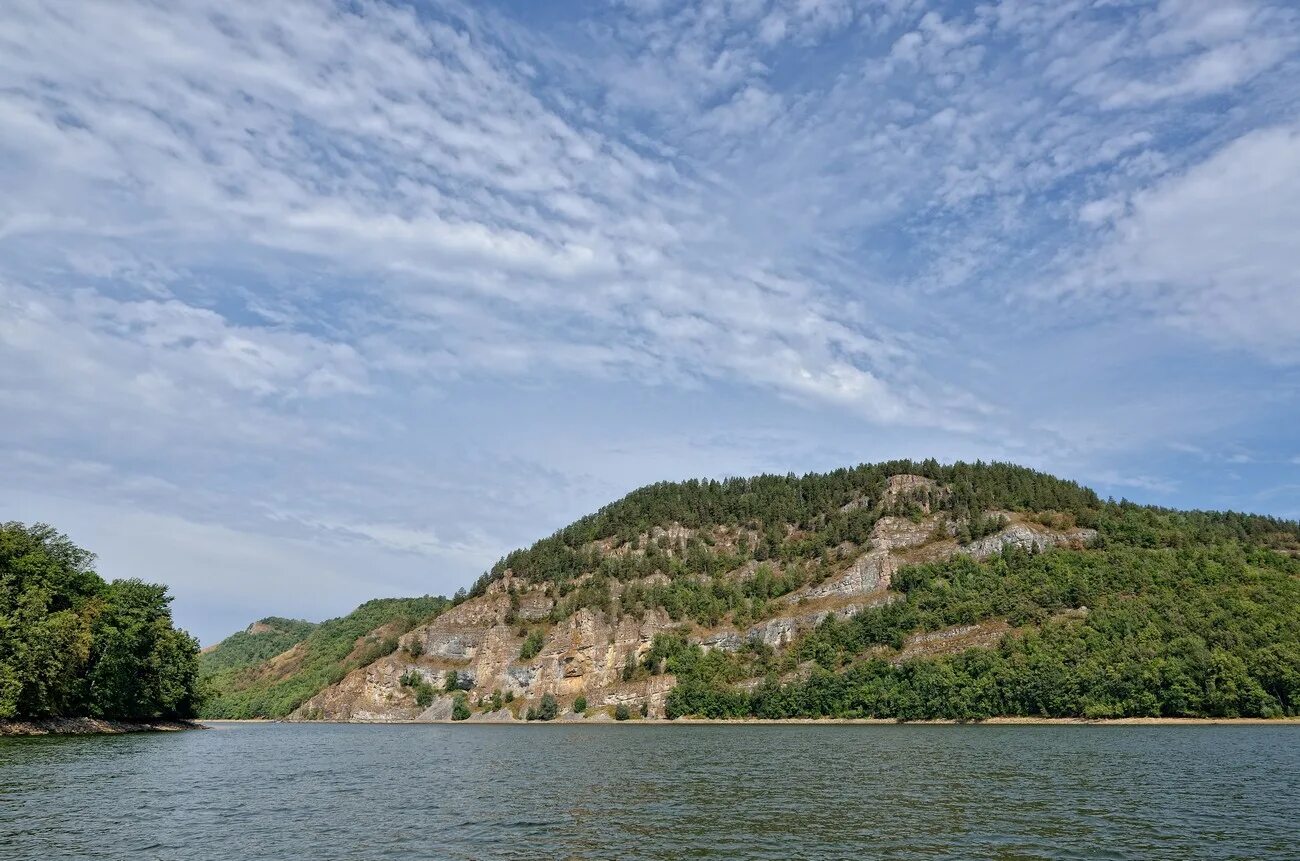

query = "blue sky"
2;0;1299;643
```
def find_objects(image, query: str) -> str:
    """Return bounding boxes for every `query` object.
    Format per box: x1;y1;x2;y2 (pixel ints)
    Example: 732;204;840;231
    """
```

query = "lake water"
1;723;1296;860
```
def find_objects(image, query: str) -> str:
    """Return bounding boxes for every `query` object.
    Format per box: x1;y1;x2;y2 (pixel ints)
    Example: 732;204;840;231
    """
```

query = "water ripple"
0;724;1296;860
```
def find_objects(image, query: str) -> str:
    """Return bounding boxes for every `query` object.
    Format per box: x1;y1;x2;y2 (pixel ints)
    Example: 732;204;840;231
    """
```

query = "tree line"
0;522;200;721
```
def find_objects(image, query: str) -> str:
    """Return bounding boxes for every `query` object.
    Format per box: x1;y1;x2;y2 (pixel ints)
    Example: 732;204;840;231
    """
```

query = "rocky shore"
0;717;205;737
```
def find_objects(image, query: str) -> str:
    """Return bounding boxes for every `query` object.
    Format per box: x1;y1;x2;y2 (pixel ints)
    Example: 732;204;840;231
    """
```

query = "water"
1;723;1296;860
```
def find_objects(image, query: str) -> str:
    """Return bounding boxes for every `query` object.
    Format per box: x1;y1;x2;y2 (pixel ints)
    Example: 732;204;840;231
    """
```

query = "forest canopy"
0;522;201;721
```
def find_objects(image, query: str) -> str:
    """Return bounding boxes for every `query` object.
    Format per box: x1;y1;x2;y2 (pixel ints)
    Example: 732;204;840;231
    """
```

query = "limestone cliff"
291;474;1095;722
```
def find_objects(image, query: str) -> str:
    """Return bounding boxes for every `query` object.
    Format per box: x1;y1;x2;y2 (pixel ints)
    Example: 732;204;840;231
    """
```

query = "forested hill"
0;522;201;722
470;458;1297;595
199;597;450;719
200;617;317;674
203;460;1300;722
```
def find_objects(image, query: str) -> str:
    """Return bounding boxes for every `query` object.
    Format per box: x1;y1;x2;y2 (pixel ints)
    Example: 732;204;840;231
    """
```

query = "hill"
198;597;450;718
200;617;317;674
202;461;1300;722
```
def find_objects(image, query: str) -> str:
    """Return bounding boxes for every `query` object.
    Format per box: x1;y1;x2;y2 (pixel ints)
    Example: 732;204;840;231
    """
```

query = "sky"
2;0;1299;644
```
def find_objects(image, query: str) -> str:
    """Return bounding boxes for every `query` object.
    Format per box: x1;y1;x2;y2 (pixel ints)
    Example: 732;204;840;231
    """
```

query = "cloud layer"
2;0;1298;640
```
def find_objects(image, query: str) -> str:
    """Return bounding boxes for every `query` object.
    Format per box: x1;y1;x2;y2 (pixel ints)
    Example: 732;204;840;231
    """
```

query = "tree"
614;703;631;720
537;692;558;721
0;523;200;720
451;692;470;721
574;695;587;714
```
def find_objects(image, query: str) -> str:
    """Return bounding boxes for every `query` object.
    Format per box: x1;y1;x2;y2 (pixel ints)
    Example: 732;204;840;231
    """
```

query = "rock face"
964;523;1097;560
291;481;1097;723
294;592;676;721
802;549;894;599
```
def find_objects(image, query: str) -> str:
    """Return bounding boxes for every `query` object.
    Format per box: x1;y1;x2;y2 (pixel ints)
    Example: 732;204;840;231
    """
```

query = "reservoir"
1;723;1295;860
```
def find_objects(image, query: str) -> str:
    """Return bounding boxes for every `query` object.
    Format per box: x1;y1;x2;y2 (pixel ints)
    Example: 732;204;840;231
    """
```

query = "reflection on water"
1;723;1295;860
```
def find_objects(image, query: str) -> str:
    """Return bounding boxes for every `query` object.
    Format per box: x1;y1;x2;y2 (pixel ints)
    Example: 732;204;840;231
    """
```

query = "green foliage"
451;692;470;721
483;460;1102;592
0;522;200;720
398;669;437;707
198;618;316;677
573;695;587;714
443;670;472;692
405;639;424;658
200;595;451;718
519;629;545;660
614;703;631;720
525;693;558;721
666;508;1300;720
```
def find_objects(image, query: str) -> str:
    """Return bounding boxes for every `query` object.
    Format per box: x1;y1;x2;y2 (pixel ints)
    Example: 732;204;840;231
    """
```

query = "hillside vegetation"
199;597;450;718
662;503;1300;719
200;617;317;675
204;460;1300;722
0;522;200;721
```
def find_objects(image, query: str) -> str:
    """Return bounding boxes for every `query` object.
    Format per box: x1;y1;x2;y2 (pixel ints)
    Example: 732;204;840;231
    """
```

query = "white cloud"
1069;124;1300;360
1;0;1298;632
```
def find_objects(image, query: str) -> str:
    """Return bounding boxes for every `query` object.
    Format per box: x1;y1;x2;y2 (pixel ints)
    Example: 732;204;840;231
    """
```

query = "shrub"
451;693;470;721
573;696;587;714
415;684;435;708
614;703;631;721
538;693;558;721
505;690;515;703
406;639;424;658
519;629;545;660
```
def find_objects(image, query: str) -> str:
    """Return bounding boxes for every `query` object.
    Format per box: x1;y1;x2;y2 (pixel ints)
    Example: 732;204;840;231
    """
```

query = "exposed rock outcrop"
290;479;1099;723
963;522;1097;560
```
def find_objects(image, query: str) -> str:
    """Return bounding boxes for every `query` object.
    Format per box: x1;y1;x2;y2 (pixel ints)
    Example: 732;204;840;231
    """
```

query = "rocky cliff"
291;474;1096;722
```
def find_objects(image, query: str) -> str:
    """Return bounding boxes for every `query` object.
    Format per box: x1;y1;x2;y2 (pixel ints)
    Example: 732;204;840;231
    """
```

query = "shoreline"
200;716;1300;727
1;717;206;737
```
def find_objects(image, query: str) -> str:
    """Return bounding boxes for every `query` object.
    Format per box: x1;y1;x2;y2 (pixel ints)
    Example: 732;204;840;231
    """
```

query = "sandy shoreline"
201;716;1300;727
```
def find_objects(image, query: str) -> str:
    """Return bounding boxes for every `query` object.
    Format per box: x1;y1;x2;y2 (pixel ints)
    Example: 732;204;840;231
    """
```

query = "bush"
406;639;424;658
505;690;515;703
451;693;470;721
415;684;435;708
574;696;587;714
538;693;558;721
519;629;545;660
614;703;631;720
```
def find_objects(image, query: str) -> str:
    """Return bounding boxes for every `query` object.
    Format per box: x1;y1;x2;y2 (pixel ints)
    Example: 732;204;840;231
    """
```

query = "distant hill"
198;598;449;718
200;617;318;674
202;460;1300;722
